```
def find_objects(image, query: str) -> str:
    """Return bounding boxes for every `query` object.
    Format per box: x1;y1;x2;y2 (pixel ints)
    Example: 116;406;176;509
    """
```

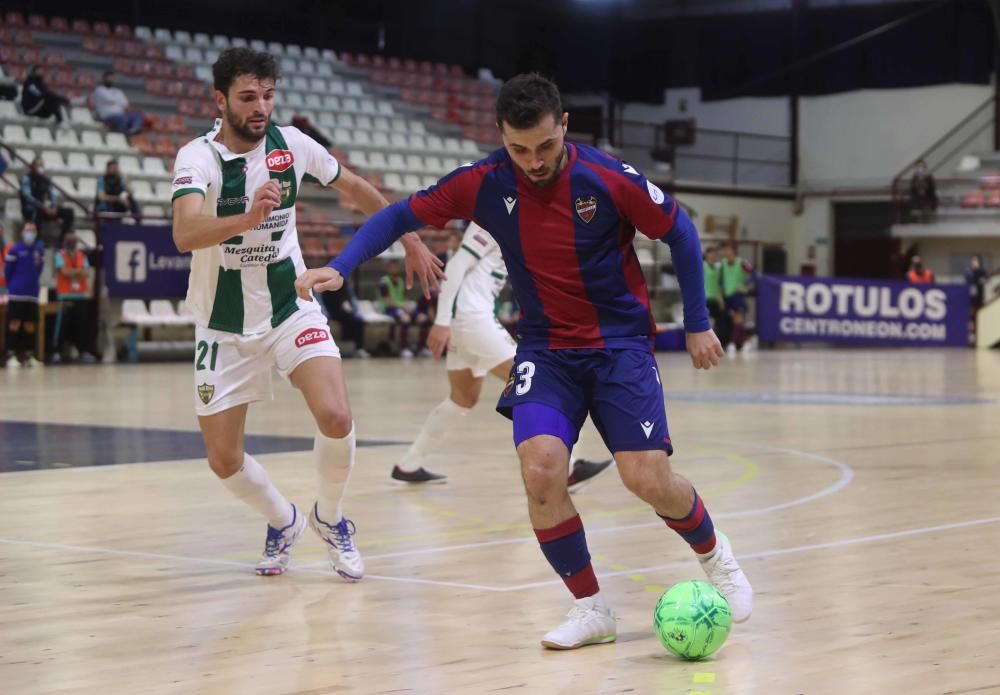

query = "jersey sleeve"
295;128;341;186
607;164;680;241
53;253;65;270
433;224;486;327
171;144;211;201
407;165;485;229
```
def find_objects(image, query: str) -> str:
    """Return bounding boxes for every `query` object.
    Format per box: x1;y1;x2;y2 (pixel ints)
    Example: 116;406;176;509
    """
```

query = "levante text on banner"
102;222;192;299
756;275;969;347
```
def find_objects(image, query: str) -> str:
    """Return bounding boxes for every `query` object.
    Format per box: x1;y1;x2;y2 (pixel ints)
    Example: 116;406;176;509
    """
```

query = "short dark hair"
212;47;280;96
495;73;563;130
103;70;114;79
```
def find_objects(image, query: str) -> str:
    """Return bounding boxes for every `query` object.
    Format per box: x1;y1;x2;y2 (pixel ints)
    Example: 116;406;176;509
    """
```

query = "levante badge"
575;195;597;223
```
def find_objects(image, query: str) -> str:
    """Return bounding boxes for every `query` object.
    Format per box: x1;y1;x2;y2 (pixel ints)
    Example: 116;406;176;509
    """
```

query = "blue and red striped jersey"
407;142;689;350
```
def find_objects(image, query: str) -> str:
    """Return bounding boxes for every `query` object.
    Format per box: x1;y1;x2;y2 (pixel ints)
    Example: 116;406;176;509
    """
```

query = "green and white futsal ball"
653;580;732;660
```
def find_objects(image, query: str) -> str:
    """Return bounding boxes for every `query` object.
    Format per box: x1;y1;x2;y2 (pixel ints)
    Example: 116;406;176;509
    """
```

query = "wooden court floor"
1;348;999;695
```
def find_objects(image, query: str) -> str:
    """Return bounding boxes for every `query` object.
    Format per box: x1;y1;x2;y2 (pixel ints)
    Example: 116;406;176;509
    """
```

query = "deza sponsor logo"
779;281;947;320
266;149;294;173
295;328;329;348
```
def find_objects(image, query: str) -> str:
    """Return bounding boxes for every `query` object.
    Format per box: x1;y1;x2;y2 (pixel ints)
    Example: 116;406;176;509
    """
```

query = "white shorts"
446;314;516;378
193;304;340;416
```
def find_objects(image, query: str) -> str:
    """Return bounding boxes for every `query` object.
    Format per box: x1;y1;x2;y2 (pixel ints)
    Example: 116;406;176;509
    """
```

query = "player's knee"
449;389;478;409
207;451;243;478
618;454;665;501
519;444;568;496
315;405;353;438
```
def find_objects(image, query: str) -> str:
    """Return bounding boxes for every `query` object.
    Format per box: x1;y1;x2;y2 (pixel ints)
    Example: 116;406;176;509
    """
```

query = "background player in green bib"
171;48;442;579
719;242;753;353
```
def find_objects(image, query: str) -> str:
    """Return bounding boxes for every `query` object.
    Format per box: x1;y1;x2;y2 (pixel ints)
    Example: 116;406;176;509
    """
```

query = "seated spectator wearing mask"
4;222;45;368
92;71;145;135
94;159;142;219
52;230;97;363
19;157;75;242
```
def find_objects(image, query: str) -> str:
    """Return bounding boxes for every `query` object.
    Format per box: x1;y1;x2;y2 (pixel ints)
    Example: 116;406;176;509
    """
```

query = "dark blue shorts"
724;293;747;314
496;348;673;455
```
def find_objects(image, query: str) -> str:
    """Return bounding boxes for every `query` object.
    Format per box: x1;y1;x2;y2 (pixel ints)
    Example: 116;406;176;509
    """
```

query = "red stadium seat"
164;115;187;133
72;19;91;34
961;191;985;208
987;190;1000;208
77;72;97;89
27;15;48;30
449;64;464;77
5;11;24;25
372;55;386;69
50;16;70;32
388;56;402;70
403;58;417;73
355;53;371;67
93;22;112;36
155;137;177;157
130;134;155;156
114;24;132;38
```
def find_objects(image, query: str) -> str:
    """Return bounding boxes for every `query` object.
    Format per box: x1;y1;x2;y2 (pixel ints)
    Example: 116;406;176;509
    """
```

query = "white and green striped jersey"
434;222;508;327
171;119;341;335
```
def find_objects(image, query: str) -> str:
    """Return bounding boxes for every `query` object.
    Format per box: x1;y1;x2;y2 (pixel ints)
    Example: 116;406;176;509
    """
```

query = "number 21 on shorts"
196;340;219;371
516;361;535;395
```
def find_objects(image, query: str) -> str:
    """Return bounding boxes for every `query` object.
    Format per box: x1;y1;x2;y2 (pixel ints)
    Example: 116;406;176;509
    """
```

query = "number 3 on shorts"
196;340;219;371
516;361;535;395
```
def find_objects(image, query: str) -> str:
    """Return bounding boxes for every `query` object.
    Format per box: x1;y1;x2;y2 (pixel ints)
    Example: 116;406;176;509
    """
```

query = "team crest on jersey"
197;383;215;405
266;149;294;173
575;195;598;223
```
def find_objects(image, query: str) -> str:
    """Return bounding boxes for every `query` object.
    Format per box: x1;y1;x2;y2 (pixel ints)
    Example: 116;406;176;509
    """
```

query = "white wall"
564;87;790;137
799;83;994;186
677;191;795;246
624;87;790;138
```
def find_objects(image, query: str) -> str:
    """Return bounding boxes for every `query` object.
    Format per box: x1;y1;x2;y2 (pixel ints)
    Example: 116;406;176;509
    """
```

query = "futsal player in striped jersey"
296;73;752;649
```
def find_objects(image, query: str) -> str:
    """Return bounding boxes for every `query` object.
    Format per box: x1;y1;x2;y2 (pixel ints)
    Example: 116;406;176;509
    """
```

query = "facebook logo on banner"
115;241;147;283
103;223;190;298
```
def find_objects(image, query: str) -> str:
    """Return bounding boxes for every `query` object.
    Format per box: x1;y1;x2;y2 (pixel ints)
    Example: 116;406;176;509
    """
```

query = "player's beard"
521;146;567;188
225;105;269;143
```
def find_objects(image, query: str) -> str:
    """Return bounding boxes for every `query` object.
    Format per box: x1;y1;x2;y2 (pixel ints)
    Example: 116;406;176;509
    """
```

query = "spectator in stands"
4;222;44;368
19;157;74;242
52;230;96;363
907;255;934;284
20;65;70;128
321;279;370;359
0;221;8;294
720;242;753;353
378;259;431;357
94;160;142;220
92;71;145;135
908;159;938;222
966;254;988;311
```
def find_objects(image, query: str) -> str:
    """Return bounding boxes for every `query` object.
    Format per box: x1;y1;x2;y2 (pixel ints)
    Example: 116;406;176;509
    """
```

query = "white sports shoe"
309;503;365;582
699;531;753;622
254;504;307;576
540;594;617;650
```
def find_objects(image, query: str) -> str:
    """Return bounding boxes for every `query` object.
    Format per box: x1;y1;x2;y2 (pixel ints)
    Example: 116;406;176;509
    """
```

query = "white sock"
220;454;295;529
315;423;356;522
398;398;471;472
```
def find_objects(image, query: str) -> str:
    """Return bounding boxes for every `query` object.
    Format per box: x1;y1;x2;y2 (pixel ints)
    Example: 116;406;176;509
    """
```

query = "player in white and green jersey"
171;48;442;579
393;222;613;490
